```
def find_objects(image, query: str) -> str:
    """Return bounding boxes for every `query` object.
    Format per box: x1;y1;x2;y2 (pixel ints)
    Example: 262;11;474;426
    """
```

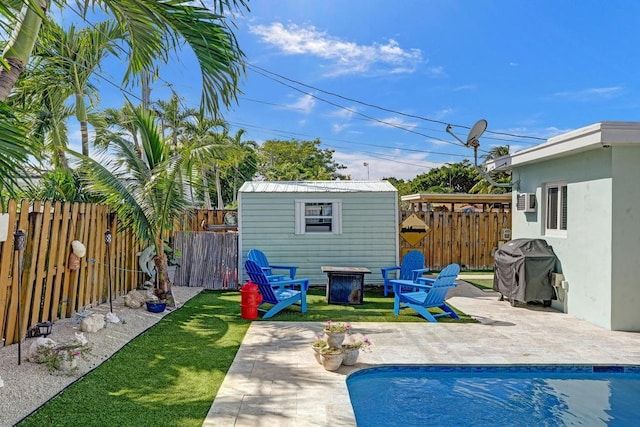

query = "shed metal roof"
238;180;397;193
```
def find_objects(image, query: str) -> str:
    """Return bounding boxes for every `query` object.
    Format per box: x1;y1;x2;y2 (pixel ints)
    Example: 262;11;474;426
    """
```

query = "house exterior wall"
238;187;398;285
610;146;640;330
512;149;615;329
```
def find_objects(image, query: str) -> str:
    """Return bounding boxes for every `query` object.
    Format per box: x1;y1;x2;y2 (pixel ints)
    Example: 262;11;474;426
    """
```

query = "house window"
295;200;342;235
545;183;567;235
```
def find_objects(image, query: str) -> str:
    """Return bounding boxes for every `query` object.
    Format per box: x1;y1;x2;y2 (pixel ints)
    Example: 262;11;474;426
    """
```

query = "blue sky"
75;1;640;179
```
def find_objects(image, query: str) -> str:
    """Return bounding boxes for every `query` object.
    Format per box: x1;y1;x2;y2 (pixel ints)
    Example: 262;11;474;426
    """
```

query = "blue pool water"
347;365;640;426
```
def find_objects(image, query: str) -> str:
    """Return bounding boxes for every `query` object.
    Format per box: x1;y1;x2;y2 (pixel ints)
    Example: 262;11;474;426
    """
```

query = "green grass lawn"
18;288;474;426
462;278;494;290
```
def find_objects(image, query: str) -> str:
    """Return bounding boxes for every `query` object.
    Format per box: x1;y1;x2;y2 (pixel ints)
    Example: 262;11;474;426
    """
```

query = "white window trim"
544;182;567;237
295;199;342;235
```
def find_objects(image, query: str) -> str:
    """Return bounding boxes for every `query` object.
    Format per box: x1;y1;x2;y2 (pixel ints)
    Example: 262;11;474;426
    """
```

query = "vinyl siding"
238;183;398;285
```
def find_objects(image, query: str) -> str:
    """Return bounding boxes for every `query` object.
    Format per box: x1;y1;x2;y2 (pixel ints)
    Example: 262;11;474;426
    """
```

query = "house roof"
238;180;397;193
486;121;640;171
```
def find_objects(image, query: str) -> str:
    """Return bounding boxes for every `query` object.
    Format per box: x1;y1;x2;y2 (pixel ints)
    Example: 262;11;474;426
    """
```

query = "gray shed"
237;180;399;285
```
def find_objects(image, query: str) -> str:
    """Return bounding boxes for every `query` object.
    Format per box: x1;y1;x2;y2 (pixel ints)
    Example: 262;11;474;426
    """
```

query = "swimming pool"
347;365;640;426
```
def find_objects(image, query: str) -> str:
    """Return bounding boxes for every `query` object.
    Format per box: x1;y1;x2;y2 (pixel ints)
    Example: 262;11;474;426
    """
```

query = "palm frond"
98;0;246;115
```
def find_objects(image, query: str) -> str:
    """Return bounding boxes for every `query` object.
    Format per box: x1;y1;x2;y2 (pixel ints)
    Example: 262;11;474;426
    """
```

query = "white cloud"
332;123;349;133
454;84;477;91
551;86;622;101
432;107;454;120
329;106;357;119
249;22;423;76
427;66;447;77
333;149;439;180
285;93;316;113
371;116;419;131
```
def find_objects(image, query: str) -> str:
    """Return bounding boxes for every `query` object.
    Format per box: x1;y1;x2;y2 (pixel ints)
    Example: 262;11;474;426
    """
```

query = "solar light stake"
14;230;26;365
105;230;113;313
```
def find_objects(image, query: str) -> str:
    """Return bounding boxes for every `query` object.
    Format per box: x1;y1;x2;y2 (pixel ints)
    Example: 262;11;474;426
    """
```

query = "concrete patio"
203;281;640;426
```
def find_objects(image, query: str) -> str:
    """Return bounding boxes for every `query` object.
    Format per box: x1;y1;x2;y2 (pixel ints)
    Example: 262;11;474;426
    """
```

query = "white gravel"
0;286;203;427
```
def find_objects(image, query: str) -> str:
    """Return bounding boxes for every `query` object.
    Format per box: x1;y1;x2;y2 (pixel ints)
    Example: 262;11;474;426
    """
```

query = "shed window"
295;200;342;235
545;183;567;236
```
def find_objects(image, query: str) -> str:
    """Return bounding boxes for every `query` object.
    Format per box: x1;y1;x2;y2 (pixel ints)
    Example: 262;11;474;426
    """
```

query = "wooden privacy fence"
399;210;512;271
0;199;144;345
173;231;237;290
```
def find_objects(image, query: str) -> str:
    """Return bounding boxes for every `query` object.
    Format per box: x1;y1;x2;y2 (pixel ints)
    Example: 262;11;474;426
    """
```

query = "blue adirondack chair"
247;249;298;281
391;263;461;322
244;259;309;319
380;250;430;296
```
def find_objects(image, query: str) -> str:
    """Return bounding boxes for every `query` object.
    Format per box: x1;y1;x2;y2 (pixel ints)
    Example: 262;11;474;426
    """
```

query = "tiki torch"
105;230;113;313
14;229;26;365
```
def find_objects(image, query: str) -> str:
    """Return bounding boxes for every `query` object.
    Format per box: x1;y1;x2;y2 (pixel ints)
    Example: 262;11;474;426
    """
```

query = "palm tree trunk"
202;169;212;209
215;165;224;209
0;0;50;101
76;93;90;156
153;240;173;305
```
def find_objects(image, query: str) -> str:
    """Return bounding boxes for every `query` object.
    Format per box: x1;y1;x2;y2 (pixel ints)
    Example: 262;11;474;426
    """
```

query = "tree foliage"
257;139;348;181
410;160;479;194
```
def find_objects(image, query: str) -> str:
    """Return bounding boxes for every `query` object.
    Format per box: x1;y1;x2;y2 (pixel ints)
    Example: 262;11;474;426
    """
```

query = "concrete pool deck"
203;280;640;426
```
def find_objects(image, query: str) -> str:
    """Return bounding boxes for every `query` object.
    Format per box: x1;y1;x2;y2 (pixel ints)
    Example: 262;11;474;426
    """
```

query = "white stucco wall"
493;121;640;331
610;146;640;330
512;149;614;329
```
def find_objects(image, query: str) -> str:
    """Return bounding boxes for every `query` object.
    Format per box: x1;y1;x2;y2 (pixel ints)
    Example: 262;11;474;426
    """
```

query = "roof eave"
486;121;640;171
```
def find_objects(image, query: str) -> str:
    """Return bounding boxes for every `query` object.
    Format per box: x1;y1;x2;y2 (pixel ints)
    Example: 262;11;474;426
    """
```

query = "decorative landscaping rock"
124;290;148;308
27;337;56;363
80;314;105;333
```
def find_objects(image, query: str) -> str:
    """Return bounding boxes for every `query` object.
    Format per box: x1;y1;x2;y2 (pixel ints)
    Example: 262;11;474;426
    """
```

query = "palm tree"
183;113;229;209
75;102;221;298
0;101;39;208
96;103;143;156
10;59;78;169
1;1;248;116
1;1;247;200
469;145;511;194
33;19;123;156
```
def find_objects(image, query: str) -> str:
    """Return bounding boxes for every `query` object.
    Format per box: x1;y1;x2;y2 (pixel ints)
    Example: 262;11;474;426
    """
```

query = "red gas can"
240;280;262;320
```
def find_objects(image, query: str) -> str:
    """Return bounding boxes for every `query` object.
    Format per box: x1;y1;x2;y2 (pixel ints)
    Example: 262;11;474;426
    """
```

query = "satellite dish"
466;119;487;147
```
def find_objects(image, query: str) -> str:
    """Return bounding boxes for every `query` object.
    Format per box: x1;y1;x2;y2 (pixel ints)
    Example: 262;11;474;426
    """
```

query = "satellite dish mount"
445;119;514;189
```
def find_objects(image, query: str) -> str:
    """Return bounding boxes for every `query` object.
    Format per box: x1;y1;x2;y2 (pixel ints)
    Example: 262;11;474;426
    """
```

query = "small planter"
320;350;344;371
324;331;346;348
146;301;167;313
342;348;359;366
311;346;324;364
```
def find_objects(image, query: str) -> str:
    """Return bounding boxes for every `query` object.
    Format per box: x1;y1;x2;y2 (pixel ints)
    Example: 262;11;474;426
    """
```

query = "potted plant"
311;334;327;364
318;346;345;371
341;335;373;366
323;320;350;348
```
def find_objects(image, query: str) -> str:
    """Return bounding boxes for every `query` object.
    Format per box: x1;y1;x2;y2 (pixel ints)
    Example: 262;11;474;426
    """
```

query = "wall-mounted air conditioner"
516;193;536;212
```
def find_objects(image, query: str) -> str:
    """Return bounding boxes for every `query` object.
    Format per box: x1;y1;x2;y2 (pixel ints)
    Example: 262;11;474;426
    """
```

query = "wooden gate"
173;231;238;290
399;210;511;271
